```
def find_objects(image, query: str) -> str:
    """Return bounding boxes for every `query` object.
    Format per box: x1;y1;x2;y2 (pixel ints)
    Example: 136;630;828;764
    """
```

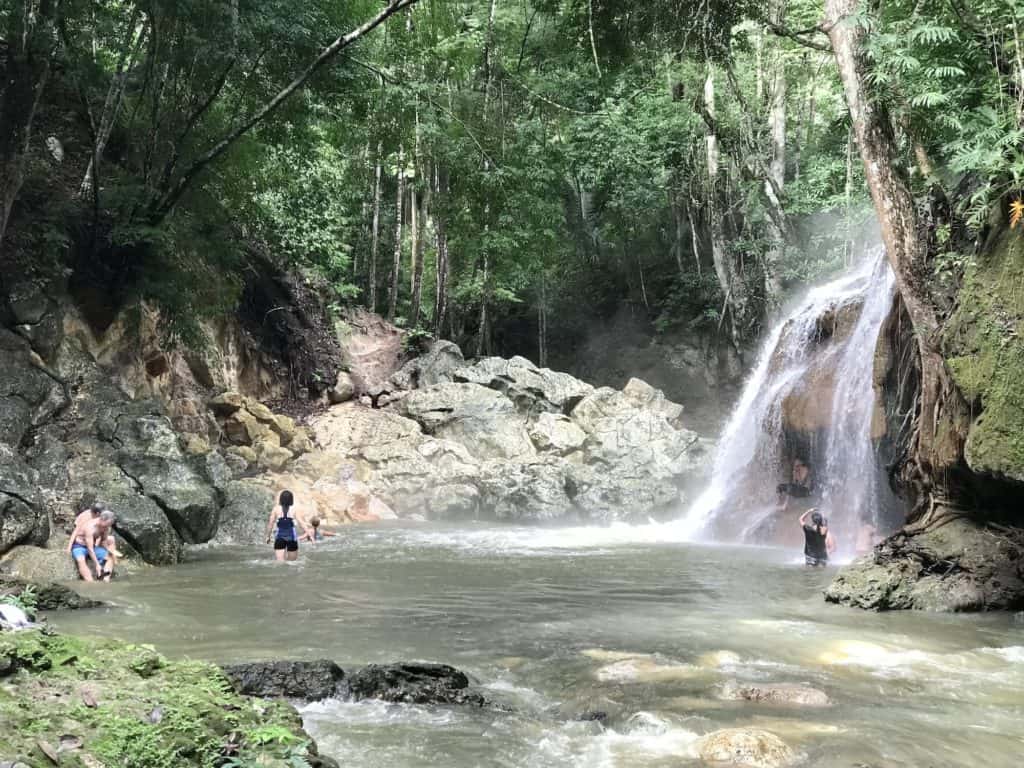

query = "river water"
51;523;1023;767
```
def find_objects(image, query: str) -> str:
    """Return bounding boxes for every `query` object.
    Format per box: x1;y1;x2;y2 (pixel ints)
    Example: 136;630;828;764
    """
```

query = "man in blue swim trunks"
68;509;117;581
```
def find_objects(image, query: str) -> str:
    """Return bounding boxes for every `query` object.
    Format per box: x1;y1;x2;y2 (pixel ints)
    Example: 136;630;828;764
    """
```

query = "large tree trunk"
433;165;450;338
704;70;746;354
410;163;428;328
368;141;383;312
79;10;145;199
388;145;406;323
763;0;787;311
0;0;62;253
825;0;968;517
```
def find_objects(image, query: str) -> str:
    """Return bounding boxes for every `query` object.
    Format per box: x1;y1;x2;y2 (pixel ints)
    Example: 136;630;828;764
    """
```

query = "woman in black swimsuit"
265;490;312;562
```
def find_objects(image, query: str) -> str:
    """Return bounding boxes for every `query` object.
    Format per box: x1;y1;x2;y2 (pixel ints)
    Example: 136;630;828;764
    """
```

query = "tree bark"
388;145;406;323
704;70;746;353
369;141;383;312
0;0;63;253
433;165;450;337
410;163;428;327
825;0;968;512
764;0;787;312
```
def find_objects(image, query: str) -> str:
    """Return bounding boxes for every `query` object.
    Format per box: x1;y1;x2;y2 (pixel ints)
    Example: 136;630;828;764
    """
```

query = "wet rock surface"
221;659;488;707
222;660;345;702
720;680;830;707
345;663;486;707
825;519;1024;612
697;727;795;768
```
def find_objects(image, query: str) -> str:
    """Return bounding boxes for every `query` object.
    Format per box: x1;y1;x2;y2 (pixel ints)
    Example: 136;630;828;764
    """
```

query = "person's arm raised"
798;509;813;528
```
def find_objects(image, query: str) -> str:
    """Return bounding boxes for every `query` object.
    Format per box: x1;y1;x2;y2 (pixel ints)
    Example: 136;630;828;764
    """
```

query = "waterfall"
679;252;895;553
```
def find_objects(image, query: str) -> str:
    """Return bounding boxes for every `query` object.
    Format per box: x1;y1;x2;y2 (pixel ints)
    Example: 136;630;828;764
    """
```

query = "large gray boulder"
453;356;593;413
213;481;276;544
390;340;465;390
222;660;345;702
115;415;220;543
529;412;587;455
345;663;486;707
476;457;576;521
400;383;535;460
0;446;47;555
826;519;1024;612
0;329;63;448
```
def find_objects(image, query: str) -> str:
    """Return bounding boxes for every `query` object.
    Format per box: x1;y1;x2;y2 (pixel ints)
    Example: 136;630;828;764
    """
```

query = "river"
52;523;1023;767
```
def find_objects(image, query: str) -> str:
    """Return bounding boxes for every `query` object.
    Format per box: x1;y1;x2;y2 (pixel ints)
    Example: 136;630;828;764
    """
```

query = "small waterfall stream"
680;253;895;553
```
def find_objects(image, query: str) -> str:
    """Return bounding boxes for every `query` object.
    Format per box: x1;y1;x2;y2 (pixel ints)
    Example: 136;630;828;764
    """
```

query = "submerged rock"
697;728;795;768
345;662;486;706
221;659;345;702
825;519;1024;612
719;680;830;707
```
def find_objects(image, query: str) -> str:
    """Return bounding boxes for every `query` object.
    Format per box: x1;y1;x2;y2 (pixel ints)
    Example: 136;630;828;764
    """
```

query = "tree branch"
150;0;420;221
764;20;831;52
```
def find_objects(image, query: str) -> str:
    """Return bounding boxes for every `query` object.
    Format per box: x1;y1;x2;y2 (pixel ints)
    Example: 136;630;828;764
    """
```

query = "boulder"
345;663;486;707
720;681;830;706
327;371;355;404
115;415;220;544
208;391;247;417
453;355;593;413
390;340;465;390
221;660;344;702
213;481;276;544
825;520;1024;612
0;329;63;448
400;383;535;460
476;458;575;521
0;545;142;584
529;412;587;455
697;728;795;768
0;573;100;610
621;377;684;422
256;443;294;472
0;447;47;556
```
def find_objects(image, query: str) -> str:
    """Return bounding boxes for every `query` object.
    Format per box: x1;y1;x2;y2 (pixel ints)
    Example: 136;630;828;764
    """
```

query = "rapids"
52;524;1024;767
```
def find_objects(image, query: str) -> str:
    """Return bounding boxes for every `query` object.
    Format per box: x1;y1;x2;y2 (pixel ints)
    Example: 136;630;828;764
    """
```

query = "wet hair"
91;502;104;514
279;490;294;510
310;517;321;527
811;512;824;528
99;510;116;525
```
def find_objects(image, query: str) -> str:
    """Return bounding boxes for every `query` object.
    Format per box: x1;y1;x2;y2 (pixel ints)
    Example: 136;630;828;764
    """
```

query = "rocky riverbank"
0;629;338;768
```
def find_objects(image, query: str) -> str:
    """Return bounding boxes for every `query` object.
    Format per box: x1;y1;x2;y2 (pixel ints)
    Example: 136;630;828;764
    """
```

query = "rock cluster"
310;345;711;522
207;391;314;471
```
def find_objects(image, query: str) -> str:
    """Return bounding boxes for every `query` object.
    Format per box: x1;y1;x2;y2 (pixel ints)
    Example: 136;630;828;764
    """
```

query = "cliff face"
827;218;1024;611
0;258;343;568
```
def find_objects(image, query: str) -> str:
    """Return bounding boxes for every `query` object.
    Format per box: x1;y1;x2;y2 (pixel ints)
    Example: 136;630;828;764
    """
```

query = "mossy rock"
943;224;1024;481
0;630;332;767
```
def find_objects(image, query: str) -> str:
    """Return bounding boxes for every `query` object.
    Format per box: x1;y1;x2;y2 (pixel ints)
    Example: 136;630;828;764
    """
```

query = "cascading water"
679;252;895;554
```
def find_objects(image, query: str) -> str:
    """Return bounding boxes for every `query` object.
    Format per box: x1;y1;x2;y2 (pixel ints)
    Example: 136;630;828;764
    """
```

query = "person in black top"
799;508;835;567
265;490;312;562
777;457;814;501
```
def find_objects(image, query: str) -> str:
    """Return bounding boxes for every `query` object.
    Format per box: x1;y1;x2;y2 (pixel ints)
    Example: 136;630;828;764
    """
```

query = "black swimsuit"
803;524;828;566
274;508;298;552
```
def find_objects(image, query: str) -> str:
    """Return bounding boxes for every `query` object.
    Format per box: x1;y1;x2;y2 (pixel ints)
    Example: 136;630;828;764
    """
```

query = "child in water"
300;517;338;543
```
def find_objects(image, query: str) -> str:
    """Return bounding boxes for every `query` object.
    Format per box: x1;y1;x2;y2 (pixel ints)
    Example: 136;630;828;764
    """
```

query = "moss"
0;630;316;768
943;225;1024;481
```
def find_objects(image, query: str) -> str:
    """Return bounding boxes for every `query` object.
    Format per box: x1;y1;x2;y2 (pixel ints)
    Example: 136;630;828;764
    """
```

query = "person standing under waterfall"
799;509;836;567
265;490;313;562
777;457;814;505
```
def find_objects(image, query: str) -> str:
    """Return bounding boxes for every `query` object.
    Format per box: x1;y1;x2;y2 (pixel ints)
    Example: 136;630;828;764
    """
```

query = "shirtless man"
68;510;118;581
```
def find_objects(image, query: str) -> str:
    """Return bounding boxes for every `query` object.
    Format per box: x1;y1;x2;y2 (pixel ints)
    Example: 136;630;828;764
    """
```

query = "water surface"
53;523;1024;767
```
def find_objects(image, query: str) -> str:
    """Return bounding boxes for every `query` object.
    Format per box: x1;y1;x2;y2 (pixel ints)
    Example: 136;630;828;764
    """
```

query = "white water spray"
679;252;895;550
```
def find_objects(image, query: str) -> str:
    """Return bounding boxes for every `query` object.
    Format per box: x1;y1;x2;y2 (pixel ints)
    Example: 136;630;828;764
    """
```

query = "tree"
824;0;968;520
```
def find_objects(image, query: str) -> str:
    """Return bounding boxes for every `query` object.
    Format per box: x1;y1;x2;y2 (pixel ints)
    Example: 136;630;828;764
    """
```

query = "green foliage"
0;631;314;768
